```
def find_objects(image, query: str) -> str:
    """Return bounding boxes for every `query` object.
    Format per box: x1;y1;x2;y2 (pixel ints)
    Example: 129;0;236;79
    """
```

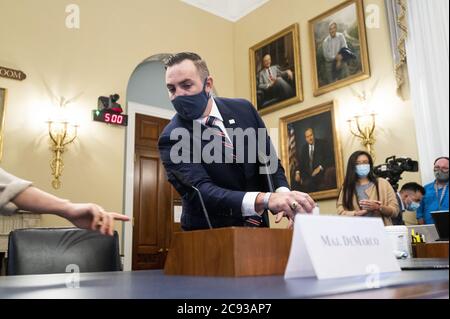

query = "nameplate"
284;215;401;280
0;66;27;81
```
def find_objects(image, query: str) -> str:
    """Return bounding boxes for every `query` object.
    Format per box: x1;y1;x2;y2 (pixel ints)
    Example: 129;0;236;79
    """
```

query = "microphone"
258;152;275;193
258;152;275;227
170;170;213;229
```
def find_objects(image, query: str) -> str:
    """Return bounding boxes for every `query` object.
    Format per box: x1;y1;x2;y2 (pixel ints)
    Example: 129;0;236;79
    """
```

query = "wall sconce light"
347;112;377;158
47;120;78;189
42;92;83;189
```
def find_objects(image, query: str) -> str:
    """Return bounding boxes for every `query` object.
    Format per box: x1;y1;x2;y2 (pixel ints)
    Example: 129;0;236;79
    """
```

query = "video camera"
97;94;123;114
373;156;419;191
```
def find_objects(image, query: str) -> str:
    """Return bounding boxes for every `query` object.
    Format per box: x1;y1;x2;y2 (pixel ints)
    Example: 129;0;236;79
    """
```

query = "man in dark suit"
298;128;333;192
158;52;315;231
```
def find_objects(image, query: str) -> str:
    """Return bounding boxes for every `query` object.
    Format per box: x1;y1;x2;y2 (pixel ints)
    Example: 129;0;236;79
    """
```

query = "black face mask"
171;79;210;120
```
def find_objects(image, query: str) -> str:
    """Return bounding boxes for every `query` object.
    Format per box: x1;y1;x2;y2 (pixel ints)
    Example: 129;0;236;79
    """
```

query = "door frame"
123;101;175;271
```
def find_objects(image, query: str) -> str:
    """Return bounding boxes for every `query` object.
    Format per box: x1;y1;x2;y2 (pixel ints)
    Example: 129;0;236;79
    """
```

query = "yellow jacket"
337;177;399;226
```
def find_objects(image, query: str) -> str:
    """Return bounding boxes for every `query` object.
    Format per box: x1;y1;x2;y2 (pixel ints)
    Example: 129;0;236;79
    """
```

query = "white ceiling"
180;0;270;22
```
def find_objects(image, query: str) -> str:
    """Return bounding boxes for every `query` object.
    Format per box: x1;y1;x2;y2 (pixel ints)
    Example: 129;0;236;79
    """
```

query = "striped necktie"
205;116;235;159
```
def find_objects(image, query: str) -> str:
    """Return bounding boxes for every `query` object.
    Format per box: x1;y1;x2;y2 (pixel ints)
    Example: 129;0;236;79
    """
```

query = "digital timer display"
92;110;128;126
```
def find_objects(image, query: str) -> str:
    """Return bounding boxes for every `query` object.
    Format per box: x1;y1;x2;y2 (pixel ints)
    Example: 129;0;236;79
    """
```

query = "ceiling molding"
180;0;270;22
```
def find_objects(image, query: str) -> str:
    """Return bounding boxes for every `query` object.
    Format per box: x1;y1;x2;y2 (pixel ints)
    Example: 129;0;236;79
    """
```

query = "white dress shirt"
196;98;232;142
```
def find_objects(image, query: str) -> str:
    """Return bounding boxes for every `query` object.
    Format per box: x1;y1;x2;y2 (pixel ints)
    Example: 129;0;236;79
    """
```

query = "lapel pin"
229;119;236;125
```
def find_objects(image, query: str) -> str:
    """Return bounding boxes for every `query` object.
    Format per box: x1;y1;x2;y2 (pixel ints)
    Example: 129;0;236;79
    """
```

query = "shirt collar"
397;192;406;211
196;98;223;126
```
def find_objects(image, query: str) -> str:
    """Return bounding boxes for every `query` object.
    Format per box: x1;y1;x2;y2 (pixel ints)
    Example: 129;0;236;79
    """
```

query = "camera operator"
392;182;425;225
416;157;449;225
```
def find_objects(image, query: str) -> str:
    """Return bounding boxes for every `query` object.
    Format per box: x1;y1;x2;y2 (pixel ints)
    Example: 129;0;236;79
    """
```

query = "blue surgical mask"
355;164;370;177
406;201;420;211
171;79;210;120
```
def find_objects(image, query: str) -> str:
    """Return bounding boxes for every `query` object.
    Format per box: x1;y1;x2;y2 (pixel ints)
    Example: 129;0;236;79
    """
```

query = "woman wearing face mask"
337;150;399;225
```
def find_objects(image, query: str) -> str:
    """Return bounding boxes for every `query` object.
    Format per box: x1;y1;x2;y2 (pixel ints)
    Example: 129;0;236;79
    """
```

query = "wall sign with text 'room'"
0;66;27;81
92;110;128;126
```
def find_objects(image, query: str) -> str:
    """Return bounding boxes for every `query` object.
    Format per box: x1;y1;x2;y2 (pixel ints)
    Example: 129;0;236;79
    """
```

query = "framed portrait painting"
249;23;303;116
280;101;344;200
309;0;370;96
0;87;7;161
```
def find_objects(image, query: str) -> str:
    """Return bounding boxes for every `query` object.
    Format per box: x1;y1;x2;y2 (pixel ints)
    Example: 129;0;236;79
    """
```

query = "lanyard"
434;182;448;210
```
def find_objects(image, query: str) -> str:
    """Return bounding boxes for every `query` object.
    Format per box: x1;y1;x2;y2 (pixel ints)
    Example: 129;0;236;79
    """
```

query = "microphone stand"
171;170;213;229
258;152;275;227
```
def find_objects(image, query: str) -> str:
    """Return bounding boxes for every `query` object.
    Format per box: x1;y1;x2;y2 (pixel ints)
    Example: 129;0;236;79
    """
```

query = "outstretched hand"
62;203;130;236
11;186;130;236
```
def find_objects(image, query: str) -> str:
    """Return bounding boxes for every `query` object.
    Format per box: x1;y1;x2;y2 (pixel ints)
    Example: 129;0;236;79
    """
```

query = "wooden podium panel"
164;227;293;277
414;242;449;258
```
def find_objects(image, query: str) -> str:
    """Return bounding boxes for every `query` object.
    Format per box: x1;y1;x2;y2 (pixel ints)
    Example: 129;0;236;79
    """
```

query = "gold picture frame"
249;23;303;116
280;101;344;200
0;87;7;161
309;0;370;96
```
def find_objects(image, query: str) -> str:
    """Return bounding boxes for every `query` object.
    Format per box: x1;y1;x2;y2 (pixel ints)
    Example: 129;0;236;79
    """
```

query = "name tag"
285;215;401;280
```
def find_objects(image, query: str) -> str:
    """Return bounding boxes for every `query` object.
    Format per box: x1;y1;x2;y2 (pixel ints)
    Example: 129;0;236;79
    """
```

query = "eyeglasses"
434;166;449;172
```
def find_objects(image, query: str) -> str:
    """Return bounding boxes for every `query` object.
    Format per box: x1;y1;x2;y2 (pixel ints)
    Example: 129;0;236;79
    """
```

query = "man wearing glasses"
416;157;449;224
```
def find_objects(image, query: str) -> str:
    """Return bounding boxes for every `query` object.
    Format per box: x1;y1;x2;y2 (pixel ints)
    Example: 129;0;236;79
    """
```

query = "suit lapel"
215;98;251;180
215;97;238;152
215;98;238;131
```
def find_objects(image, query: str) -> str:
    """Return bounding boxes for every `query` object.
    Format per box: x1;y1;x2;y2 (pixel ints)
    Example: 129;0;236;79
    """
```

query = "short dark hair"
164;52;210;81
434;156;449;165
400;182;426;195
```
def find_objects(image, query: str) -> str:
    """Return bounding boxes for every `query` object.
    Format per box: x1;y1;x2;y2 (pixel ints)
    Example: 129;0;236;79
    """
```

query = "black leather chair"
7;227;121;276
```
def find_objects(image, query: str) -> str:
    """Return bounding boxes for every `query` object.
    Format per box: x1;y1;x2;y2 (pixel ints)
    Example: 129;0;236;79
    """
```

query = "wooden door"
132;114;172;270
